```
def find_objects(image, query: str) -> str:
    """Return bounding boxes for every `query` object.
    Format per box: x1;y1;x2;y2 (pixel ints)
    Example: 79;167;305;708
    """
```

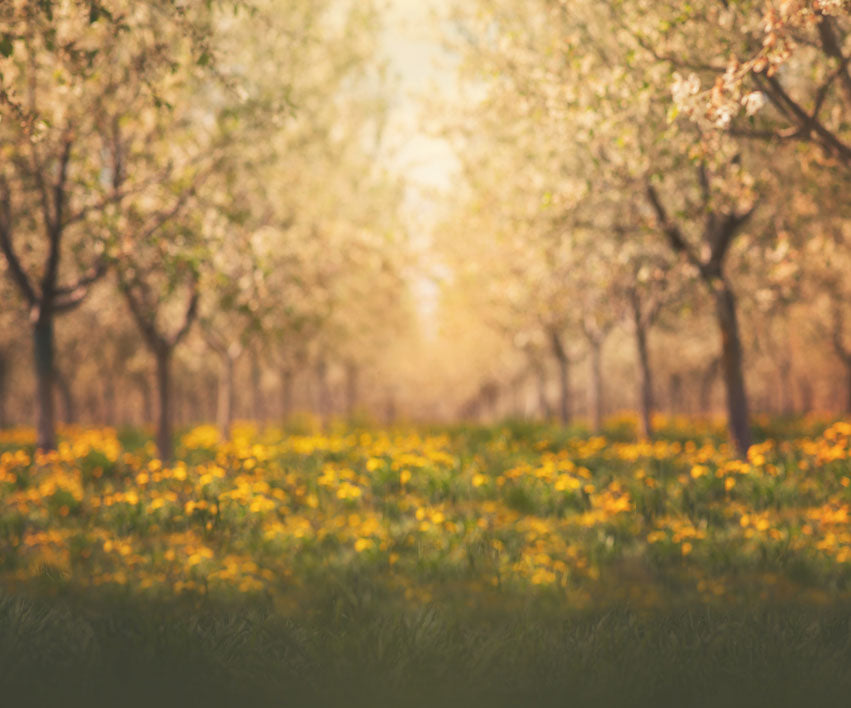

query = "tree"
118;224;200;461
0;0;218;449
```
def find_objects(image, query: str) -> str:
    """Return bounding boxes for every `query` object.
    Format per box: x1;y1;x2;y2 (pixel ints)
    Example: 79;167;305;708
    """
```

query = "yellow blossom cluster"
0;417;850;607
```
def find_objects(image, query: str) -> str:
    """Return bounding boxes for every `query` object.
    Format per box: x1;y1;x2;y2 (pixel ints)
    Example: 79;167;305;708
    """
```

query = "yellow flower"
354;538;374;552
690;465;708;479
554;474;581;492
336;482;362;500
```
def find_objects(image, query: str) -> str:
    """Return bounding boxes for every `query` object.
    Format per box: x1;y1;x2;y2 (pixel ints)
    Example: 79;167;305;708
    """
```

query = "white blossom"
742;91;766;116
672;72;701;107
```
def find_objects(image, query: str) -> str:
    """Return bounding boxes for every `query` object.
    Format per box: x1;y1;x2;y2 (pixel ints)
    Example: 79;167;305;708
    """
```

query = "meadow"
3;416;851;707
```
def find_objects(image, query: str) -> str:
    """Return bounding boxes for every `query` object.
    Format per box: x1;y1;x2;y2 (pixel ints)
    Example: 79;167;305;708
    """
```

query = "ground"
1;415;851;706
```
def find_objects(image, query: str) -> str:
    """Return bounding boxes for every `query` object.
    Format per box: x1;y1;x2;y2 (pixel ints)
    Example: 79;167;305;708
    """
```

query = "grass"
2;415;851;706
3;587;851;708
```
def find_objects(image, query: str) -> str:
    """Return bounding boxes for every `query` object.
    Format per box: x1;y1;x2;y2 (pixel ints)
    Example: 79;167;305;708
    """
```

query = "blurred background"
0;0;849;456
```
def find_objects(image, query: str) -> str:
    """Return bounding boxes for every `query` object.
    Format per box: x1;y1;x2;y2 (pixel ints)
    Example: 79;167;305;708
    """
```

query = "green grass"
4;417;851;706
2;586;851;708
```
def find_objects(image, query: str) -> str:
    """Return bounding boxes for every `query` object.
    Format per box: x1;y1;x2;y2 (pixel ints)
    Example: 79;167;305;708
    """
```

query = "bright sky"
379;0;459;199
378;0;460;335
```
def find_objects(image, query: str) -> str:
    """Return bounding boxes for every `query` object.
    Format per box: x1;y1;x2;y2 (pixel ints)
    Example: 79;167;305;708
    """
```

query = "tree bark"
828;307;851;414
0;350;7;429
119;274;197;457
550;330;571;425
154;347;173;461
713;283;752;456
778;359;793;415
316;359;331;425
185;381;201;426
646;178;755;454
556;354;570;424
217;352;236;440
668;373;683;416
534;363;552;421
135;373;153;425
631;300;654;439
588;338;604;434
798;376;814;414
385;395;397;426
345;361;359;418
34;313;57;450
699;358;720;415
843;359;851;415
251;350;264;423
280;366;294;420
101;373;117;426
54;366;76;426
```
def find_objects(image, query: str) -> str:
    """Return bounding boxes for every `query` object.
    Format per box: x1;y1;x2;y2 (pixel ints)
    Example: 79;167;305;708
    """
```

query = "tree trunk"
589;338;604;434
798;376;814;414
633;309;654;439
316;359;331;425
385;395;397;426
54;366;76;426
217;352;236;440
844;358;851;415
280;366;294;420
154;347;174;461
699;358;720;415
713;283;752;456
186;385;201;426
202;372;217;424
33;313;57;450
549;329;572;425
535;364;552;420
0;350;7;429
345;361;359;418
135;374;153;426
102;373;116;426
481;381;499;421
668;373;683;416
778;359;793;415
251;351;264;423
172;377;183;428
556;353;570;424
510;374;523;418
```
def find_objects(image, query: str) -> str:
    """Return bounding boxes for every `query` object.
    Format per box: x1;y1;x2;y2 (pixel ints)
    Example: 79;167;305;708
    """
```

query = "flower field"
3;416;851;610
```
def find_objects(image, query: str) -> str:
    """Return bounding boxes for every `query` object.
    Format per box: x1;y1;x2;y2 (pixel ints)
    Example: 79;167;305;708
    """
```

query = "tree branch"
52;257;109;312
707;201;757;273
39;133;74;304
645;181;702;268
119;276;161;350
832;303;851;364
757;72;851;165
28;141;55;236
169;283;199;348
816;15;851;110
54;257;109;299
0;177;38;306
